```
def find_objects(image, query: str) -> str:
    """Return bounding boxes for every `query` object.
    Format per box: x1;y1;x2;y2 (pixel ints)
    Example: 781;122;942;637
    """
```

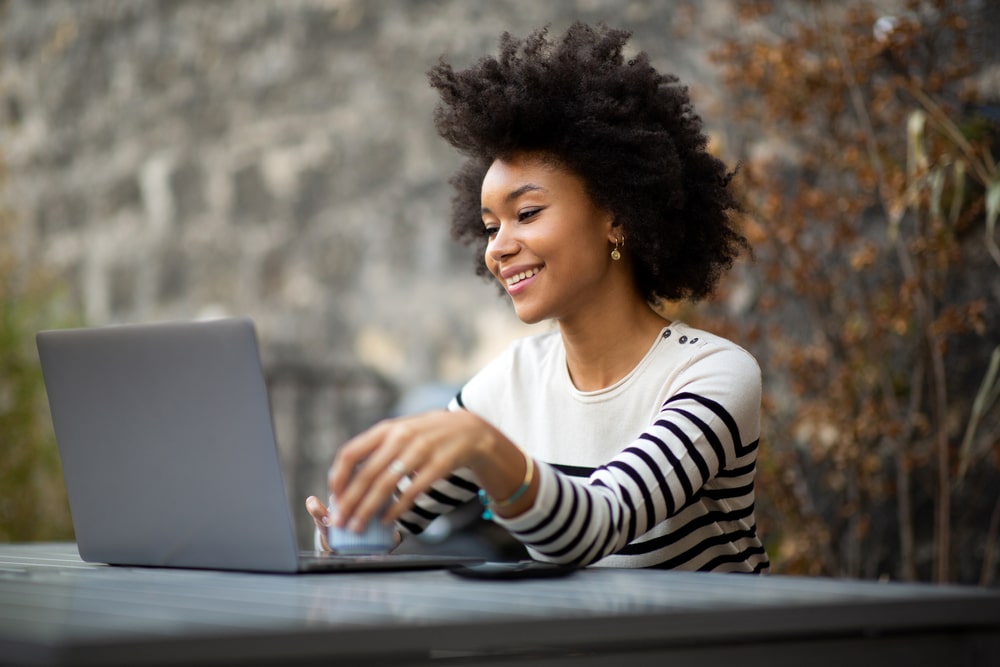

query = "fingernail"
349;519;362;533
320;516;331;527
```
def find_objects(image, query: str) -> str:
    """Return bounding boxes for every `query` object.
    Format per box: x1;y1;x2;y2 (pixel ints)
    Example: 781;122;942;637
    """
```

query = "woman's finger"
329;410;483;532
378;424;472;523
327;419;397;497
339;434;419;531
382;464;449;524
305;495;330;526
334;415;443;531
304;495;332;551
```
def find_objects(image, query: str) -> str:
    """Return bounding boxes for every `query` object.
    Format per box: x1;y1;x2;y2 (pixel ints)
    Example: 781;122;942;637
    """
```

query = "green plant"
0;157;76;543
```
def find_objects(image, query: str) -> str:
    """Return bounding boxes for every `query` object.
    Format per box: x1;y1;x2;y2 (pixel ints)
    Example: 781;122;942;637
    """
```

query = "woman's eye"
518;207;542;222
483;225;499;238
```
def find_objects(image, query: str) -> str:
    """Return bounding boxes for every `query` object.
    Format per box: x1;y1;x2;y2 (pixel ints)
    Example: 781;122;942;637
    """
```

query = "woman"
306;22;768;572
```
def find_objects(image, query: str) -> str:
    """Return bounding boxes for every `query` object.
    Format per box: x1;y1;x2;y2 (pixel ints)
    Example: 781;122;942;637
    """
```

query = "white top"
399;322;769;572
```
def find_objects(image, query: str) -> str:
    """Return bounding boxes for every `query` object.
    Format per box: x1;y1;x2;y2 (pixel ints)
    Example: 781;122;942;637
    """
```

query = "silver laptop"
36;317;482;573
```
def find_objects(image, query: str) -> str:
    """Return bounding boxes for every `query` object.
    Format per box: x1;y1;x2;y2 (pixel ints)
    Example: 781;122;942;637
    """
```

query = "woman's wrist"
464;413;538;519
478;451;534;519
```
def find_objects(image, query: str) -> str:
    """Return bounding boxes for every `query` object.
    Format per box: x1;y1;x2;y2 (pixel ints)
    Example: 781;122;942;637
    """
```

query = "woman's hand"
324;409;531;534
304;495;332;551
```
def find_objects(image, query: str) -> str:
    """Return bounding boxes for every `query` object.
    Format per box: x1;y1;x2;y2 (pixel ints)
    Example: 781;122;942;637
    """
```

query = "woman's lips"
503;266;542;295
505;266;541;287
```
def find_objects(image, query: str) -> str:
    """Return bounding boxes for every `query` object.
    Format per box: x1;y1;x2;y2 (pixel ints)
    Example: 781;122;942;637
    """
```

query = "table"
1;543;999;666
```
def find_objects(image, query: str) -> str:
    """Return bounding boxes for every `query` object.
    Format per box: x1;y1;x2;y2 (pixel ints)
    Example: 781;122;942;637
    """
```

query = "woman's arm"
493;349;763;567
316;409;538;535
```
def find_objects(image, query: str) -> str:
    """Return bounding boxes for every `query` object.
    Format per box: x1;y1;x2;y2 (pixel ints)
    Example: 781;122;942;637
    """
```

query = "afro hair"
428;22;748;303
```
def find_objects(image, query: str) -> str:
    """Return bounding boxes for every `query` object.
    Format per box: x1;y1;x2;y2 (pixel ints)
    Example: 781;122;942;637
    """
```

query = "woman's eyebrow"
481;183;547;214
505;183;546;202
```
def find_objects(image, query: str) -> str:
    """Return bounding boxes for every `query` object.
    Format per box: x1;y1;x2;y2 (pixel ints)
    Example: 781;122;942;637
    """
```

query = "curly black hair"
427;22;748;303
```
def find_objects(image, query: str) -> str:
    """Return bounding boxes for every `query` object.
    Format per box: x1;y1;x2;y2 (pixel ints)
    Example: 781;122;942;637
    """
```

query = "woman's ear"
606;218;622;245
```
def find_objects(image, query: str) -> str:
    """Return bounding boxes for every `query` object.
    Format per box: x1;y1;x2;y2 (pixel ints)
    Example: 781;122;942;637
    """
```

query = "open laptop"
36;317;483;573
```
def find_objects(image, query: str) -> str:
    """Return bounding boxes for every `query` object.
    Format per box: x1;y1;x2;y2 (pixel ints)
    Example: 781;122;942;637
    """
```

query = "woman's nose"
487;223;519;261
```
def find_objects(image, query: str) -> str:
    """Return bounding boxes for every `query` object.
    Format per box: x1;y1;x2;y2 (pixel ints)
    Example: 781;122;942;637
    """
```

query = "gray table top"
2;542;999;666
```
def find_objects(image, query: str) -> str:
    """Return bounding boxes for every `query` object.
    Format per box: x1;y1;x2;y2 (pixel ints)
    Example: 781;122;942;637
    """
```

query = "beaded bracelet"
478;452;535;521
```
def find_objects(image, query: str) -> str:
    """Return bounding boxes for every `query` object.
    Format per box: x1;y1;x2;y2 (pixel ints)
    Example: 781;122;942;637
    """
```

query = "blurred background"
2;0;998;583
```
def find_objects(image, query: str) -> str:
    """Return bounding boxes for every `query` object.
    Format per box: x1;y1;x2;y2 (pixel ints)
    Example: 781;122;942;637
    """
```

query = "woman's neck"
558;298;670;392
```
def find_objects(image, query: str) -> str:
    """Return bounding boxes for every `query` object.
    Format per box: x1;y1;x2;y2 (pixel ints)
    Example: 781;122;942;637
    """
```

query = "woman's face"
480;153;619;325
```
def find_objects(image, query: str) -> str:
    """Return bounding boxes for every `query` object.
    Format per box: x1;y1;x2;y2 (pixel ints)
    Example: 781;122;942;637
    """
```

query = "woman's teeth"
506;267;540;287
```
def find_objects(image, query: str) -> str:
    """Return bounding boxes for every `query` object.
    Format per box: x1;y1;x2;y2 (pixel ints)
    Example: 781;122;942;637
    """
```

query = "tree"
709;0;1000;582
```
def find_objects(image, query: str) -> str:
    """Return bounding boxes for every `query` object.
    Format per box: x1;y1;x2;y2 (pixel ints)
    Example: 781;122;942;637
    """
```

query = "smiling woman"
305;22;768;572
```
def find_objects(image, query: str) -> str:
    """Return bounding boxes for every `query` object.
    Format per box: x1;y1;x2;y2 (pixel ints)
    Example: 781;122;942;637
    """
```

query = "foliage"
0;159;76;543
708;0;1000;582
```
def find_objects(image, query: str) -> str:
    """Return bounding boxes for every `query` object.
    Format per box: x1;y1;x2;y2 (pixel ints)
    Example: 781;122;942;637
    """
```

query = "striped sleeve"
493;348;764;570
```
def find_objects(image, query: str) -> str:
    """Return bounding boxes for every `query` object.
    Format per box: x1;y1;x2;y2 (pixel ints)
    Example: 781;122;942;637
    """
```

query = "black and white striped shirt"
398;322;769;572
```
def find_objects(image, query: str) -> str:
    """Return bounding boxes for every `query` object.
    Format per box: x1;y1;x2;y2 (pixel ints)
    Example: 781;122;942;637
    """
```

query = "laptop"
36;317;483;573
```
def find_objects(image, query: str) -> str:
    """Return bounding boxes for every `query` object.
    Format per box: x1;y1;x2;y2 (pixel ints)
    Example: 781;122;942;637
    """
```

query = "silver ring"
388;459;408;477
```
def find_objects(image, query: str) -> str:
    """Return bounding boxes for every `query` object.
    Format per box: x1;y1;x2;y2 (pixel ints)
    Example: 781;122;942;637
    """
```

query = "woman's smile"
502;266;543;293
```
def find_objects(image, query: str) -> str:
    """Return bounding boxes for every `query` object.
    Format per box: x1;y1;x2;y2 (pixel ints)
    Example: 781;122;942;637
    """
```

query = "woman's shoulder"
667;322;757;361
644;322;762;435
659;322;761;386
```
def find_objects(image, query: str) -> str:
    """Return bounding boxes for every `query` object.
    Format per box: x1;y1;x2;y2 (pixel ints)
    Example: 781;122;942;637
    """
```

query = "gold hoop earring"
611;236;623;261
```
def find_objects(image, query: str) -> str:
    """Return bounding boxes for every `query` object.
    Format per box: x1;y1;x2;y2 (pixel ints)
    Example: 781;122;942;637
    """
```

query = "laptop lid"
37;318;306;573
